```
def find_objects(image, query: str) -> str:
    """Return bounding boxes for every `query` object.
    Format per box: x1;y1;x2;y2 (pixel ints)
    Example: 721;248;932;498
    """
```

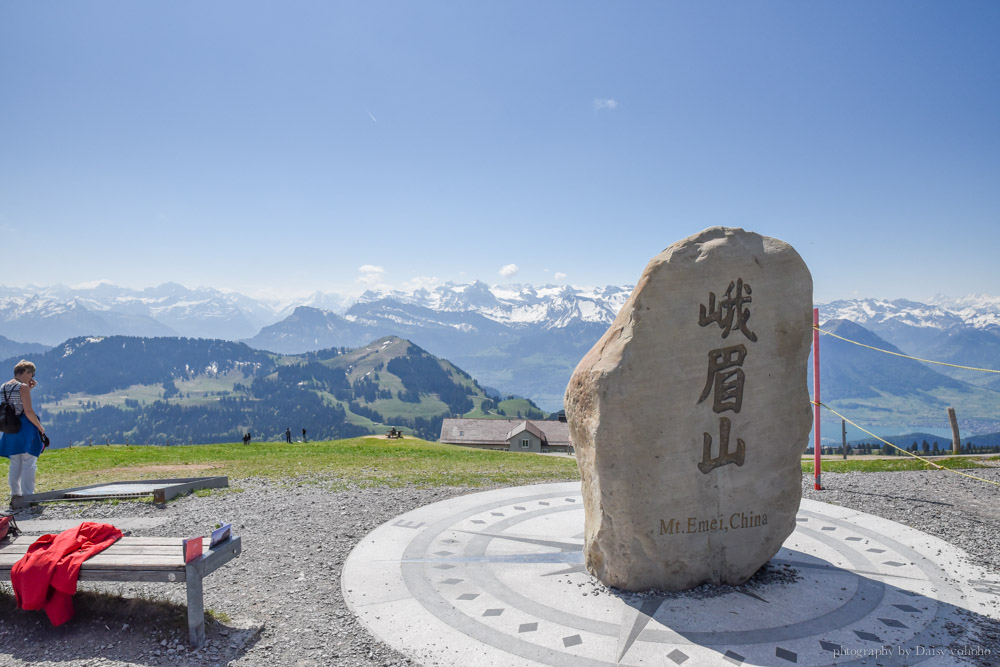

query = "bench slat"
2;536;207;547
0;537;217;571
0;569;186;583
1;545;196;557
1;555;182;567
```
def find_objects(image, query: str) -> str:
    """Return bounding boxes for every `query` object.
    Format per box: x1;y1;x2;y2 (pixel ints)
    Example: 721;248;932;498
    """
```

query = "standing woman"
0;360;46;505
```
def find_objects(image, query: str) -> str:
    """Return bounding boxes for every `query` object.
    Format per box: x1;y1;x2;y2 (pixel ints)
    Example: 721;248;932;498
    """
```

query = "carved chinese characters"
565;227;813;591
697;280;756;474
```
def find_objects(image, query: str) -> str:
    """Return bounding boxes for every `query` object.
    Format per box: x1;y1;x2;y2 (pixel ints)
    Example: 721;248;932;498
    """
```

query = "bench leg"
182;536;240;649
186;572;206;648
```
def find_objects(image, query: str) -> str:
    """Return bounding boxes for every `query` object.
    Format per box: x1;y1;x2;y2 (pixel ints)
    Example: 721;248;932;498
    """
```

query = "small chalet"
439;418;572;454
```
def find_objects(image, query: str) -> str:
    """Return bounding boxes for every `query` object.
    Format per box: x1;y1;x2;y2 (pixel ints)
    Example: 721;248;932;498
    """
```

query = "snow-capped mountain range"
355;281;633;329
1;282;999;415
3;282;998;345
0;281;635;345
0;282;278;344
822;295;1000;332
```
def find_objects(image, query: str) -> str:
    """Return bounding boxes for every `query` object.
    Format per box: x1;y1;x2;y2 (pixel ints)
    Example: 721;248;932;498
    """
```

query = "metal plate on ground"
14;477;228;508
65;483;171;498
343;482;1000;666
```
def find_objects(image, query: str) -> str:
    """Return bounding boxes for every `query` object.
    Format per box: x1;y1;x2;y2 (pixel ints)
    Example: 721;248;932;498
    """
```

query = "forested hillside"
33;337;275;399
0;334;50;362
4;335;550;447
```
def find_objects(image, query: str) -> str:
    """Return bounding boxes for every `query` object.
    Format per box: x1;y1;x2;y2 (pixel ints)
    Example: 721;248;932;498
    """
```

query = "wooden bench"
0;533;242;647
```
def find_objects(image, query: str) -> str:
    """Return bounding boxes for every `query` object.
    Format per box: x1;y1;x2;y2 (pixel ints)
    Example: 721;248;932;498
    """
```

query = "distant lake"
815;421;958;447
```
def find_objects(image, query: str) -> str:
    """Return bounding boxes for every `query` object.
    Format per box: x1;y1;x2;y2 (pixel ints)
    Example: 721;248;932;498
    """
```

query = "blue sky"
2;2;997;302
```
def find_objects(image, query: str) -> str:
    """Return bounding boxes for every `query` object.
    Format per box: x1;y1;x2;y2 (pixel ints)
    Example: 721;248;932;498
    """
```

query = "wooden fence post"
813;308;822;489
948;407;961;455
842;419;847;459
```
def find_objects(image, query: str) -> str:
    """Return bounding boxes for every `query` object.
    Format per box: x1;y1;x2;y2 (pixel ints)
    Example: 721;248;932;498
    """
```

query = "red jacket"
11;522;122;626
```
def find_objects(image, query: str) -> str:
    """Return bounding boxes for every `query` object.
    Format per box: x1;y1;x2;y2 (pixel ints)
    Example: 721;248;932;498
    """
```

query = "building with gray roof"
439;418;572;454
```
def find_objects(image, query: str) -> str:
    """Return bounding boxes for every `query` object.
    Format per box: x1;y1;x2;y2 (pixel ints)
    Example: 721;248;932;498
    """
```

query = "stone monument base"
343;482;1000;667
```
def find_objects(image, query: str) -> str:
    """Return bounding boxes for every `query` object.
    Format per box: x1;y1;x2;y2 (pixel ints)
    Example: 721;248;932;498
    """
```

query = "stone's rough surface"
564;227;813;591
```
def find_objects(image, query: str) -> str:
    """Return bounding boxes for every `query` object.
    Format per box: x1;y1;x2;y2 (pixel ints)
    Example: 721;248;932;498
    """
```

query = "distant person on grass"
0;360;46;506
285;428;292;444
302;428;307;443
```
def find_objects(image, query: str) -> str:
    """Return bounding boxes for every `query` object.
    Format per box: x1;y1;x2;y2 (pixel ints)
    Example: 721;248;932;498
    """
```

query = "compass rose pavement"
342;482;1000;666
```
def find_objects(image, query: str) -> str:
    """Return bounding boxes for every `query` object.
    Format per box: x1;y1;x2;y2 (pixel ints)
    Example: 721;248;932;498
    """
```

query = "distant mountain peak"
821;298;967;331
823;318;905;351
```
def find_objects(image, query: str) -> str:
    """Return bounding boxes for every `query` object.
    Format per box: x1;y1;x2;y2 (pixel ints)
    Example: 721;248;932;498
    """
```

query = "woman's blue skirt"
0;414;43;458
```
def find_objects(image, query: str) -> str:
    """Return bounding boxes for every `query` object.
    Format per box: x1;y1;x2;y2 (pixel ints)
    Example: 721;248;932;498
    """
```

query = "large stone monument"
564;227;813;591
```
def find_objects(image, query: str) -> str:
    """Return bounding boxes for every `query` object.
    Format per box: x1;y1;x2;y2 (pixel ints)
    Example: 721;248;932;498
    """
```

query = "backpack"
0;384;20;434
0;513;19;541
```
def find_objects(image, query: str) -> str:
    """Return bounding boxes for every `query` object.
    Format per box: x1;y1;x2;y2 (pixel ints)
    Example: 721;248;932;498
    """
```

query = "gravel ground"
0;468;998;666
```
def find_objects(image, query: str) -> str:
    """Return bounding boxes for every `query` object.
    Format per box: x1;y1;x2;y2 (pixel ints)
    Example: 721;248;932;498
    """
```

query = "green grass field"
5;439;995;498
45;383;166;414
801;455;998;473
3;438;582;492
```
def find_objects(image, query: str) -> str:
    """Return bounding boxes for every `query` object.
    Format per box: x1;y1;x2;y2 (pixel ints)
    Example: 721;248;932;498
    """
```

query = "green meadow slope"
19;335;553;446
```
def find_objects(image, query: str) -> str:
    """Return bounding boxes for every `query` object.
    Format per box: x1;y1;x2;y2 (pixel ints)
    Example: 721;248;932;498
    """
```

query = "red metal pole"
813;308;822;490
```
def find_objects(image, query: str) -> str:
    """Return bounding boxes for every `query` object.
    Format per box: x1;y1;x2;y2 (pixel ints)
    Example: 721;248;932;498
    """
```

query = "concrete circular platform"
343;482;1000;666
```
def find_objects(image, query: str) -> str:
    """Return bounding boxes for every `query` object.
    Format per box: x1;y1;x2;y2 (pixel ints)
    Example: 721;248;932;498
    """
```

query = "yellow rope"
812;401;1000;487
813;326;1000;374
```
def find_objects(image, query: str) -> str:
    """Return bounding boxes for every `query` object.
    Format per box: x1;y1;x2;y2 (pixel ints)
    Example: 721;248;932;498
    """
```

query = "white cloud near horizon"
401;275;441;293
554;272;567;281
499;264;519;278
70;279;116;289
357;265;386;288
593;98;618;111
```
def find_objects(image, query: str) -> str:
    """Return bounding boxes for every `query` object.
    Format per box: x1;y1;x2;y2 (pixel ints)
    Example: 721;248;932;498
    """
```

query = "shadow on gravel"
0;587;262;665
